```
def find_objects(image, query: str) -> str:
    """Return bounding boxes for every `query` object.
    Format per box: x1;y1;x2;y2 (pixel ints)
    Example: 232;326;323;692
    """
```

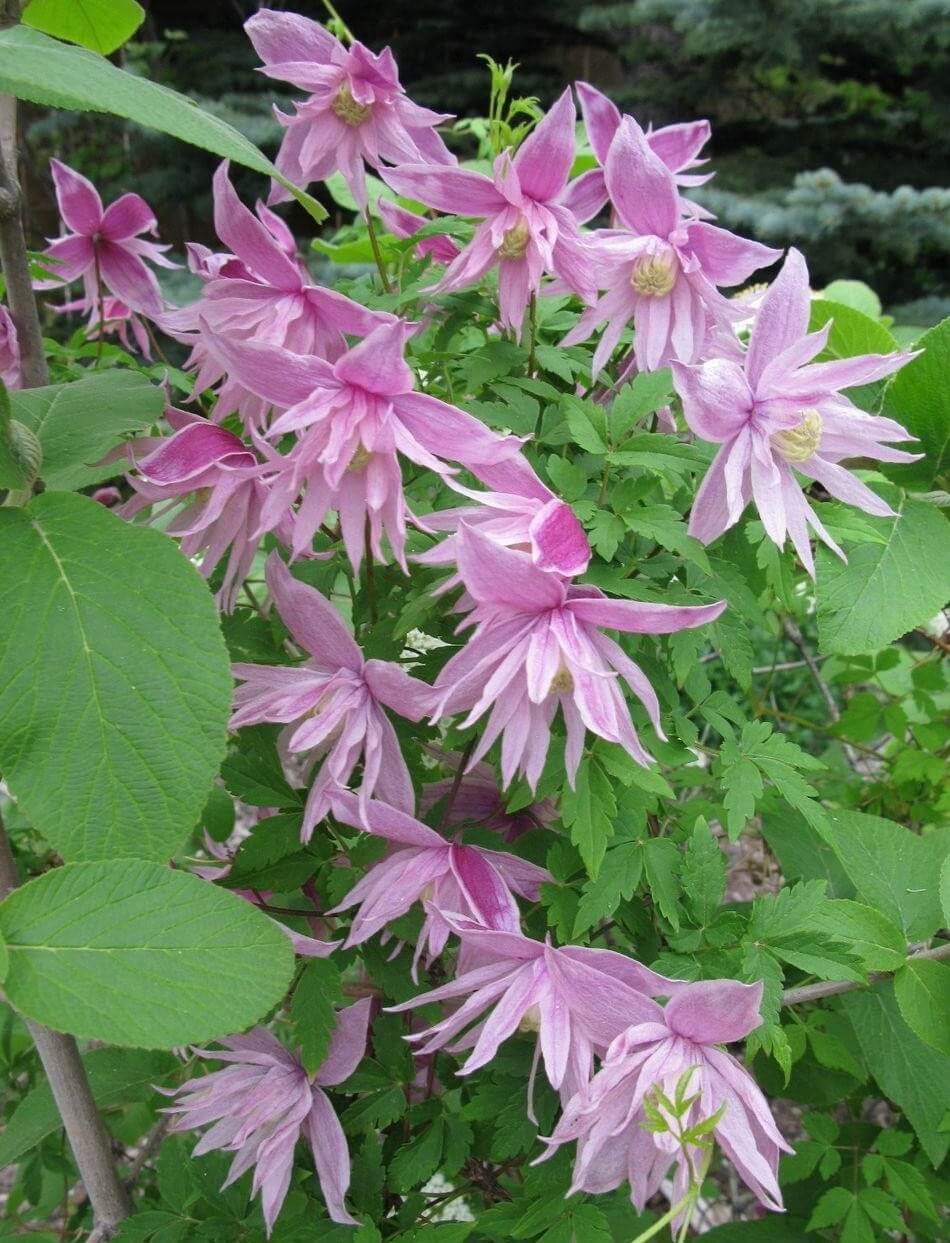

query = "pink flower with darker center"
327;791;549;978
202;319;525;572
35;159;176;317
563;117;781;375
245;9;455;212
562;81;712;226
674;248;920;576
383;89;598;335
231;553;432;838
164;999;372;1234
432;526;725;789
390;911;682;1110
537;980;791;1223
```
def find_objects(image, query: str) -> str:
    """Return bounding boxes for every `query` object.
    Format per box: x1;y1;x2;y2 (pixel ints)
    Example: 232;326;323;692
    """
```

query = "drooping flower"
327;790;549;976
0;305;21;388
562;118;781;375
432;526;725;789
416;453;591;583
35;159;176;317
52;293;152;358
390;912;682;1108
536;980;790;1220
419;752;556;842
203;319;526;571
165;999;373;1233
562;81;712;225
674;248;919;575
123;414;293;612
231;553;432;837
378;197;461;265
244;9;454;212
383;89;597;334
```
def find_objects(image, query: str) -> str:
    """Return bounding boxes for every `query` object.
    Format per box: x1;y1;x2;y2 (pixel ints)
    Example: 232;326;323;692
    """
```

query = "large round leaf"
0;492;232;861
0;861;294;1048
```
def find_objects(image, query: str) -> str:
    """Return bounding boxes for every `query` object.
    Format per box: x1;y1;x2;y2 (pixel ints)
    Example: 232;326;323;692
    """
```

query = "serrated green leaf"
814;900;906;972
292;959;343;1075
681;819;726;928
643;836;682;931
880;316;950;489
564;396;607;453
0;860;294;1047
561;757;615;879
881;1156;937;1218
806;1185;853;1229
894;959;950;1056
388;1118;445;1192
573;840;643;935
610;369;673;440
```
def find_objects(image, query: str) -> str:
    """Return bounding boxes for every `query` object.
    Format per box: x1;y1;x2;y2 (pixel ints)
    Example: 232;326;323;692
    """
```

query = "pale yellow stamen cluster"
549;665;574;694
518;1004;542;1034
771;408;822;463
631;251;677;297
332;85;372;127
347;445;372;472
498;219;531;260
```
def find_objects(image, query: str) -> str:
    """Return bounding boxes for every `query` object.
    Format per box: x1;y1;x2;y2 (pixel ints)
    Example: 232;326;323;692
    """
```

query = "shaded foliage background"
17;0;950;320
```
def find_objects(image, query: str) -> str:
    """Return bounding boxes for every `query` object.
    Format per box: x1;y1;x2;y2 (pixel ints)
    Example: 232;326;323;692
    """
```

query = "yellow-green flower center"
631;251;677;297
332;85;372;127
771;408;823;463
517;1004;542;1033
498;219;531;260
347;445;372;472
550;664;574;694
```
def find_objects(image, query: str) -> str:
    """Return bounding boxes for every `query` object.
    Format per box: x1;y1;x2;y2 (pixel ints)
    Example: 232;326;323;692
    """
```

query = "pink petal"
49;158;102;235
201;324;334;409
99;193;157;242
604;116;679;238
797;456;895;517
213;161;301;289
334;320;416;396
665;979;764;1044
687;443;744;545
394;391;526;473
138;422;253;484
648;119;711;172
449;844;520;931
36;234;94;285
330;790;444;849
560;168;608;224
529;498;591;575
576;81;621;164
457;525;566;613
304;1088;358;1226
746;247;811;389
672;358;753;442
382;164;506;217
514;87;576;203
316;999;373;1087
362;659;434;721
244;8;338;68
97;242;164;317
684;221;781;287
265;552;362;670
567;596;726;634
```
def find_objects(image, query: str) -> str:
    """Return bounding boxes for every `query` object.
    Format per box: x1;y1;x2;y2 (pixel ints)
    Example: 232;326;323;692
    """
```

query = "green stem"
365;210;392;294
362;519;378;629
319;0;354;43
526;292;537;376
627;1188;698;1243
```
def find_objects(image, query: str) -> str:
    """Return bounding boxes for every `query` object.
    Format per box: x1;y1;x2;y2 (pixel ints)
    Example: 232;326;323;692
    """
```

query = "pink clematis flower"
327;791;549;977
204;319;526;571
245;9;454;212
420;753;557;843
165;999;373;1233
390;912;682;1109
674;248;919;575
383;89;597;335
416;453;591;583
432;526;725;789
0;305;21;388
124;413;293;612
231;554;432;838
378;197;461;265
53;292;152;358
537;980;790;1221
35;159;176;317
563;81;712;225
562;118;781;375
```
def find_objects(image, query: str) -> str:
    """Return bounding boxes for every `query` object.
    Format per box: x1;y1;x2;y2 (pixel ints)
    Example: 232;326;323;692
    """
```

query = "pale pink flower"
53;292;152;358
537;980;791;1221
390;912;681;1109
203;319;525;571
245;9;454;212
0;305;21;388
231;553;432;838
383;89;597;334
675;248;919;575
432;526;725;789
563;81;712;225
165;999;373;1233
327;790;549;977
562;118;781;375
35;159;176;317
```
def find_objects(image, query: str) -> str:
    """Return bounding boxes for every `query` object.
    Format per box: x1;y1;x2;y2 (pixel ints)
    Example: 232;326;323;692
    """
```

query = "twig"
783;618;839;722
782;941;950;1007
124;1117;169;1190
0;820;133;1237
438;731;480;829
365;210;392;294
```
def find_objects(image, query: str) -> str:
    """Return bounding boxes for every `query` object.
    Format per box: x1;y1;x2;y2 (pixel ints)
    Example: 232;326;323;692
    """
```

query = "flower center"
771;408;822;463
517;1004;542;1034
332;85;372;127
631;249;677;297
550;664;574;695
347;445;372;473
497;218;531;260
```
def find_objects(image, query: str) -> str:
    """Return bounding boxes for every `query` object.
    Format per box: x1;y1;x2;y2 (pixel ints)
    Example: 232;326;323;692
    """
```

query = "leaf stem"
365;209;392;294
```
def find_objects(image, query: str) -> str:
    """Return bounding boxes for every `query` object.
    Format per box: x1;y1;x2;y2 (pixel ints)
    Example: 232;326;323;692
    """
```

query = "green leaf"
22;0;145;54
813;900;907;972
0;859;294;1047
806;1185;853;1229
816;497;950;654
894;959;950;1056
564;396;607;453
0;26;325;220
573;839;643;935
0;1047;175;1167
820;280;882;319
821;810;948;940
842;984;950;1165
0;493;232;862
609;433;708;478
388;1119;445;1192
880;1156;937;1218
291;958;343;1076
809;299;898;358
221;727;302;810
680;818;726;928
881;317;950;489
11;371;163;490
941;853;950;927
718;721;824;838
643;837;682;931
610;369;673;440
561;756;615;879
